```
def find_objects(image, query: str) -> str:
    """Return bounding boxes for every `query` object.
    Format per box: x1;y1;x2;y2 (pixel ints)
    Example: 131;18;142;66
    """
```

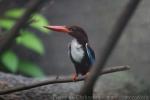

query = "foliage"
0;8;50;77
16;30;44;55
1;51;19;73
18;60;45;77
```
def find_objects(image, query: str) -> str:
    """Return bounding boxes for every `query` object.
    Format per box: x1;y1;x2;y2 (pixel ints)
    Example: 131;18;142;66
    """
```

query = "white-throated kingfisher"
44;25;95;80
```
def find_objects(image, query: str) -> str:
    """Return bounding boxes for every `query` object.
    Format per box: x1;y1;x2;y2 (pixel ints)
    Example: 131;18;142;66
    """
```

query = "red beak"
44;25;71;33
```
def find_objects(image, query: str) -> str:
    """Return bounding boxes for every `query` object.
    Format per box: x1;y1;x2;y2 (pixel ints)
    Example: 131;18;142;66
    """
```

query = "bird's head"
44;25;88;44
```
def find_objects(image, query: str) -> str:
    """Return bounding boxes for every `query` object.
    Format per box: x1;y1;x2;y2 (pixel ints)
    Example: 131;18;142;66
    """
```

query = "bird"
44;25;95;80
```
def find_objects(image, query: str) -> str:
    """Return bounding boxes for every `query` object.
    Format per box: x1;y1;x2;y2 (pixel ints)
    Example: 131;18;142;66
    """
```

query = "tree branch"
0;65;130;95
79;0;141;96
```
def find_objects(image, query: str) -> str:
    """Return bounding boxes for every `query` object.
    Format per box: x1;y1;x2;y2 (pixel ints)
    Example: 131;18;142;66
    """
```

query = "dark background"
1;0;150;82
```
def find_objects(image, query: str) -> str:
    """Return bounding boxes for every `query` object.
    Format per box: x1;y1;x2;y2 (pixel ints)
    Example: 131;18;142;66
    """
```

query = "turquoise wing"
86;43;95;65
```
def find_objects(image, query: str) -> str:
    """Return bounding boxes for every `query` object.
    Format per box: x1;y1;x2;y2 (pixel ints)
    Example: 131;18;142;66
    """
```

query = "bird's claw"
72;74;78;81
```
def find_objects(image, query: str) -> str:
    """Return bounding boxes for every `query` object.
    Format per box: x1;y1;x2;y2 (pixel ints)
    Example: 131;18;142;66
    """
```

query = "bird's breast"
70;39;84;63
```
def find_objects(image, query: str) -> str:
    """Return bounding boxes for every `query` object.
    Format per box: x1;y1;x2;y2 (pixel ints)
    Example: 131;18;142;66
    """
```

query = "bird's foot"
72;73;78;81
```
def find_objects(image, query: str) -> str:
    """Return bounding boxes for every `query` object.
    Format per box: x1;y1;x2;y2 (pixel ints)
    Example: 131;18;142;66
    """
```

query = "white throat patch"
70;39;84;63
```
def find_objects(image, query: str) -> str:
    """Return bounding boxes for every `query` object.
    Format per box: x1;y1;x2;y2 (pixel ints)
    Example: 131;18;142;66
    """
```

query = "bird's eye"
69;28;74;32
69;28;73;31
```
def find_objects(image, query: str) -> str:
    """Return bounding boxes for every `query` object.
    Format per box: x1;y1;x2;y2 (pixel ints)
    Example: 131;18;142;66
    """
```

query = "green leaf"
16;31;44;55
4;8;24;18
4;8;50;33
0;19;15;30
30;14;50;33
18;60;45;77
1;51;19;73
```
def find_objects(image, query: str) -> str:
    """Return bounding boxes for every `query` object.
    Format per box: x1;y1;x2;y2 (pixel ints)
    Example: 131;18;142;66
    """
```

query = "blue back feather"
86;44;95;65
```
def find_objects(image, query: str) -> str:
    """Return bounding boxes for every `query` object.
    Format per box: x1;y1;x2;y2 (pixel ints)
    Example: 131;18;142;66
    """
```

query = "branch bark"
0;65;130;95
79;0;141;96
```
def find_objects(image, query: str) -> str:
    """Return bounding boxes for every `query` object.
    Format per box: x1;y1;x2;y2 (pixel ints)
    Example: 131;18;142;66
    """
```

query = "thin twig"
79;0;141;96
0;0;49;53
0;65;130;95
